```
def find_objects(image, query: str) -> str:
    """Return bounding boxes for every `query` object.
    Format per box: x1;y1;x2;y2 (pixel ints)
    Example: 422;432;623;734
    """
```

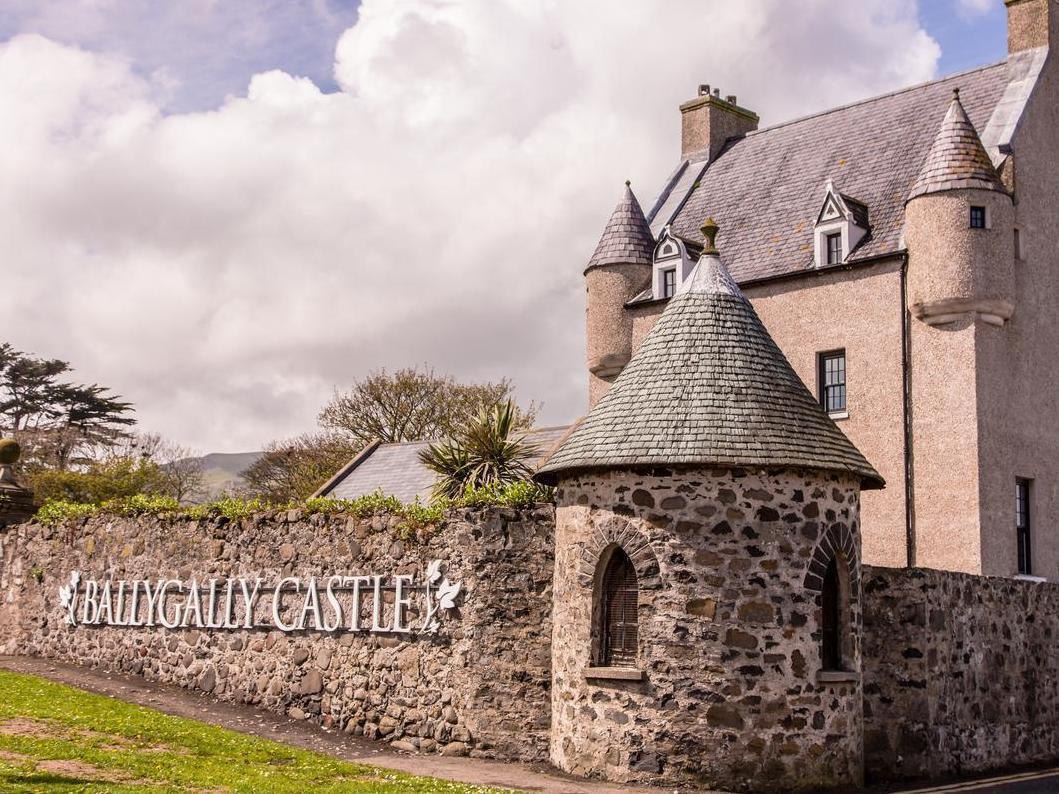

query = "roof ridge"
746;59;1006;138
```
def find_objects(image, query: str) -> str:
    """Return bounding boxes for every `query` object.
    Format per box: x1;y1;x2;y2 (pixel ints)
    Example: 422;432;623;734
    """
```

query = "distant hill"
194;451;262;500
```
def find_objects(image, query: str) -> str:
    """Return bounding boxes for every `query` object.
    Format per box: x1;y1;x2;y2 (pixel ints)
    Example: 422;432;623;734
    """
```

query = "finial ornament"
701;217;719;255
625;179;631;187
953;87;960;99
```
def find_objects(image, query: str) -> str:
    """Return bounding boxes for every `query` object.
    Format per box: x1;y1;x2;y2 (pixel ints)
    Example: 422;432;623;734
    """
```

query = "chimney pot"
699;84;710;97
727;95;737;104
713;88;721;97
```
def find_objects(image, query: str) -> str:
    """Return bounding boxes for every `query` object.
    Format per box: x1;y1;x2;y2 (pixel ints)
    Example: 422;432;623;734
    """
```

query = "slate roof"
537;246;884;489
656;61;1011;283
320;426;571;503
585;182;655;271
907;90;1007;200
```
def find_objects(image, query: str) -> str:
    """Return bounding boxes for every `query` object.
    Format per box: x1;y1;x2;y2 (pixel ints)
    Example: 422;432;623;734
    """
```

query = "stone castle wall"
0;505;555;762
861;565;1059;781
550;466;864;792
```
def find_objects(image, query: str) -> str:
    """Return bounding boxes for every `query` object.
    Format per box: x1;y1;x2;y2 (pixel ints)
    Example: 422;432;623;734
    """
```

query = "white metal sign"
58;560;461;636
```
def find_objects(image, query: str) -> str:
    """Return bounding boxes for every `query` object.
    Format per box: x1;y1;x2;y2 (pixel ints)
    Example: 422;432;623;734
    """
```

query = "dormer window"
813;181;869;269
652;226;695;299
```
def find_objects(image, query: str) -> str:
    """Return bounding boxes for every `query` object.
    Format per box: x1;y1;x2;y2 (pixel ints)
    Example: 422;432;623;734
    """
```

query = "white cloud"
1;1;940;452
957;0;996;18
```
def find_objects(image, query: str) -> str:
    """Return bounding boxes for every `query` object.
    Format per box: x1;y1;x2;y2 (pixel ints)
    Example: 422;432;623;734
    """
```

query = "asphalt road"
891;767;1059;793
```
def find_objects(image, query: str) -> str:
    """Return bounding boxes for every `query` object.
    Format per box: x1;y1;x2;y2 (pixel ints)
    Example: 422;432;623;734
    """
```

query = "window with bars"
970;206;987;229
821;557;842;671
1017;479;1032;575
661;268;677;298
600;549;638;667
818;350;847;415
826;232;843;265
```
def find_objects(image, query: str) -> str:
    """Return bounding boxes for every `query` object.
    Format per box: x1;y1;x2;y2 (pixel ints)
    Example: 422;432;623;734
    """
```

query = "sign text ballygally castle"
58;560;461;635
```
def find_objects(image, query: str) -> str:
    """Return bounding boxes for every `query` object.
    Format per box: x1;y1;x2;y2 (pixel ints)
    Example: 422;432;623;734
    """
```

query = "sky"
0;0;1011;453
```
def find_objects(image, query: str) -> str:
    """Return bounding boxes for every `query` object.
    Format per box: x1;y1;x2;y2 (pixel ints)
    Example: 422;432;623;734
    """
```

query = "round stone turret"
539;225;881;791
585;182;654;407
905;89;1015;326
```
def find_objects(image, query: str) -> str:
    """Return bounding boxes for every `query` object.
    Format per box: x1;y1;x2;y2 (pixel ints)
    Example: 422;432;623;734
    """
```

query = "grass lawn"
0;669;505;793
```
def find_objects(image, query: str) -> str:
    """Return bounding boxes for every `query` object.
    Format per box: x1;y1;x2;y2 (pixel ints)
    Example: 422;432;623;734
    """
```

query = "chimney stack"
1005;0;1057;53
679;84;759;163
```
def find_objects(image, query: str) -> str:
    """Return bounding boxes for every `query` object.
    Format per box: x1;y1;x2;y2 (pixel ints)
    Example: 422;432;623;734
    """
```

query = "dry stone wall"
0;505;554;762
862;566;1059;782
551;466;864;792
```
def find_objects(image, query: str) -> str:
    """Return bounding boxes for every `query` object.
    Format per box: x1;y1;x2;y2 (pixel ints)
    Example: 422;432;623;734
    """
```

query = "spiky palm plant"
418;400;539;503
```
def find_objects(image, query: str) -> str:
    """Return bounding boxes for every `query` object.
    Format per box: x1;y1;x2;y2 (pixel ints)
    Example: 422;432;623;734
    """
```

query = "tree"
241;432;360;503
418;400;540;502
125;433;206;504
0;343;135;471
27;457;166;504
319;367;537;445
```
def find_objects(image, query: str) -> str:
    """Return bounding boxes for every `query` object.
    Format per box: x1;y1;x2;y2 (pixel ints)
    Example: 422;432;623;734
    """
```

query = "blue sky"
924;0;1007;74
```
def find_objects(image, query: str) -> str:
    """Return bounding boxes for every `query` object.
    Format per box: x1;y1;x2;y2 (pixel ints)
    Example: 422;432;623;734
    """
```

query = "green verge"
0;669;507;793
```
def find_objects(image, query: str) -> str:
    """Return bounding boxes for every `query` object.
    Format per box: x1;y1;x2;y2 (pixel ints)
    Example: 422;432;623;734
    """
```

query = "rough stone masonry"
0;505;554;762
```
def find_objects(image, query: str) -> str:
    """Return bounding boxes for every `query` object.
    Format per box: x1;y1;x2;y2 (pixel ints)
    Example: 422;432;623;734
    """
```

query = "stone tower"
538;223;883;791
584;183;654;407
904;90;1016;572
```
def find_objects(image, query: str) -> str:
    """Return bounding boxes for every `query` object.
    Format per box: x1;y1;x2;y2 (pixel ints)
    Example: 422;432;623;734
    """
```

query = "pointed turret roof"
585;182;655;271
907;89;1006;201
539;220;884;489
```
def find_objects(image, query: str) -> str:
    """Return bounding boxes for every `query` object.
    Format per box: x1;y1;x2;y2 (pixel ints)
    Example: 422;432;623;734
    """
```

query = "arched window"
600;548;638;666
821;557;843;671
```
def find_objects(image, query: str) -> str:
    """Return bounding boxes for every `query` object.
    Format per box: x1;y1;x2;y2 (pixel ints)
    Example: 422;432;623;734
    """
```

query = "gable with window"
652;226;695;299
813;181;869;268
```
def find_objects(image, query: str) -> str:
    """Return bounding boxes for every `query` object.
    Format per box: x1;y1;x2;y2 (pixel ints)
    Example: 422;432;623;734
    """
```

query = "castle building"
585;0;1059;581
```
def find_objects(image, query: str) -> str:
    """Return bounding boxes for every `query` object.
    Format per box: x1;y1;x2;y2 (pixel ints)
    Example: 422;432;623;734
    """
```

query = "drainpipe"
900;253;916;568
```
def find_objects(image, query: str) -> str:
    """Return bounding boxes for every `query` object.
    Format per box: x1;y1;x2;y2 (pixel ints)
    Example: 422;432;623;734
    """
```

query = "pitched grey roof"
585;183;655;271
654;62;1010;283
538;249;884;489
321;426;571;503
907;90;1007;200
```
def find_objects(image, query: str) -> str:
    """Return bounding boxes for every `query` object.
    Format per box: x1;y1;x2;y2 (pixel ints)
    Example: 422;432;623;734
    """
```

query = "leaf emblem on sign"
425;559;443;585
58;571;80;625
436;578;461;611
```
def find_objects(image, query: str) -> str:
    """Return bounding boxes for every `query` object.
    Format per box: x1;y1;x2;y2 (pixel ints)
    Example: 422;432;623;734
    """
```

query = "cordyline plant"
418;400;540;503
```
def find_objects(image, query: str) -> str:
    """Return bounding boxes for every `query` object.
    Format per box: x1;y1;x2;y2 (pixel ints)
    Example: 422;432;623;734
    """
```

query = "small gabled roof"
585;182;655;272
908;89;1007;200
817;182;869;229
538;223;884;489
317;426;572;503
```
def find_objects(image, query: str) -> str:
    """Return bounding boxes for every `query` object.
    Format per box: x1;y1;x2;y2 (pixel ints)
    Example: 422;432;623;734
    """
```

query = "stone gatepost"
0;440;35;529
537;221;884;791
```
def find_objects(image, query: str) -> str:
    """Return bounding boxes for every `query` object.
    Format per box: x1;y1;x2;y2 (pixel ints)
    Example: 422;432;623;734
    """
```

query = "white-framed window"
661;268;677;298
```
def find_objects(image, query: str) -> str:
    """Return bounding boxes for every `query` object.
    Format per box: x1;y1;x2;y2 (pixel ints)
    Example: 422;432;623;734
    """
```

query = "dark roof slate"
586;183;655;270
538;250;884;489
907;90;1007;199
663;62;1010;282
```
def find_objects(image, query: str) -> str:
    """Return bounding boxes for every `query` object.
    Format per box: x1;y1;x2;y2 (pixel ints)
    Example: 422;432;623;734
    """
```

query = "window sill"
585;667;646;682
1014;574;1047;583
828;410;849;421
816;670;860;684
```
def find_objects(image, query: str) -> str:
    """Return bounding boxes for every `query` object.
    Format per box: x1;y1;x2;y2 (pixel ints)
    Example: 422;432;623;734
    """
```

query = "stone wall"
862;565;1059;781
0;505;554;761
551;466;864;792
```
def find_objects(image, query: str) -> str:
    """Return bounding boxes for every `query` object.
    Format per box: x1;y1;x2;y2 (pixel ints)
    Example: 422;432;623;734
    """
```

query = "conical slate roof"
539;224;884;489
584;182;655;271
907;89;1006;201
